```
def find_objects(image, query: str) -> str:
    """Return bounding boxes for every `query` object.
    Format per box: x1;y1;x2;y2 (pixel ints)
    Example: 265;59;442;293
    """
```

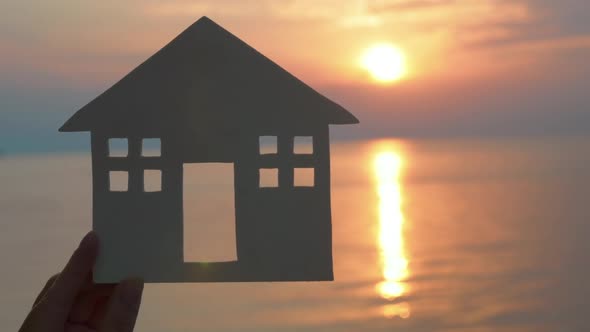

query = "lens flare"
383;302;411;319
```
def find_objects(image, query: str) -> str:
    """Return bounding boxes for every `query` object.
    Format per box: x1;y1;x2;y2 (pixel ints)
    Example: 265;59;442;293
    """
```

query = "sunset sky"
1;0;589;153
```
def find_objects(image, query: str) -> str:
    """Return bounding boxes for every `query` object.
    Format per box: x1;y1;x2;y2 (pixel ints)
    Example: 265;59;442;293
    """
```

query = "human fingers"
32;274;58;307
98;278;144;332
68;284;116;324
44;232;98;317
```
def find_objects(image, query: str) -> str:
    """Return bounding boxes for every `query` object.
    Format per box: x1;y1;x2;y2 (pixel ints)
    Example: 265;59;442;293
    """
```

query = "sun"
361;43;407;83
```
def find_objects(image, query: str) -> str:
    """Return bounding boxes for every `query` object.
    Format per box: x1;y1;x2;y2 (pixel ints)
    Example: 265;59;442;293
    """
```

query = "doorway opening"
183;163;237;262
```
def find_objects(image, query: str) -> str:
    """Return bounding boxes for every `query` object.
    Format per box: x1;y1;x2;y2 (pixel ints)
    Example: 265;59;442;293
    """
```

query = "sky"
1;0;589;154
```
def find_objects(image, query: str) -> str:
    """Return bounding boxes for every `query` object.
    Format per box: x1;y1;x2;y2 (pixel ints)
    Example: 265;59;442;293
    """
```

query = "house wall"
91;132;184;282
90;124;334;282
233;125;334;281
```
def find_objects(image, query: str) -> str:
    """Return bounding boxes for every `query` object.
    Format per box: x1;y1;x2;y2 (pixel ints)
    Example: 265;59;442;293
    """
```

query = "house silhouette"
60;16;358;283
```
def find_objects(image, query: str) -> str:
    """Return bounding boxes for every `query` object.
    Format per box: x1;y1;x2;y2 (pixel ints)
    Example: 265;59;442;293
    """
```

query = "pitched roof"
60;17;358;133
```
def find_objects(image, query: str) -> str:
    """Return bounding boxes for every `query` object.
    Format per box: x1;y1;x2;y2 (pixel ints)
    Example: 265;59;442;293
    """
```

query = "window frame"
103;136;164;193
257;134;316;189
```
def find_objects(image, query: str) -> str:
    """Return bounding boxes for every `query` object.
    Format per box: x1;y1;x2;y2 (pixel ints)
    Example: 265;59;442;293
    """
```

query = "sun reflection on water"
373;146;410;318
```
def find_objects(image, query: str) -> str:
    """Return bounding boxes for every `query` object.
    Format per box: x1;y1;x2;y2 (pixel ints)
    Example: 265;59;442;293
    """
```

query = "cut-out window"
294;168;314;187
259;168;279;188
259;136;277;155
108;138;128;157
294;136;313;154
142;138;161;157
109;171;128;192
144;170;162;192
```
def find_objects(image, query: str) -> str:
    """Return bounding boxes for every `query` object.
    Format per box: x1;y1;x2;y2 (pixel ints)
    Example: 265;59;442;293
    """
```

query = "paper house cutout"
60;16;358;283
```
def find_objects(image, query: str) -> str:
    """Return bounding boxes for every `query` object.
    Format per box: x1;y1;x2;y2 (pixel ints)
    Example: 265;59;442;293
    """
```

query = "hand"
19;232;144;332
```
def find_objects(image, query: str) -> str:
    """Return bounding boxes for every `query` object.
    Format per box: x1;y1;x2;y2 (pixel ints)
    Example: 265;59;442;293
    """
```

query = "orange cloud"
2;0;589;87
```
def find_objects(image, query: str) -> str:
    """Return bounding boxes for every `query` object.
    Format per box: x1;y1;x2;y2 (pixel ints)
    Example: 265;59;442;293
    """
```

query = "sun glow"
373;147;410;318
362;44;407;83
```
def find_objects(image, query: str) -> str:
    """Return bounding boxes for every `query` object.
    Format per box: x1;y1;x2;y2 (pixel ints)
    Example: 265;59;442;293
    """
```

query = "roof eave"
59;124;87;132
330;112;359;125
327;102;359;125
59;110;90;132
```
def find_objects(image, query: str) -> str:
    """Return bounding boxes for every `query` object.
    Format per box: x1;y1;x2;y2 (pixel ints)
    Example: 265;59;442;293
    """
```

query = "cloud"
142;0;273;18
531;0;590;36
355;0;590;59
1;0;589;150
367;0;458;12
0;0;585;86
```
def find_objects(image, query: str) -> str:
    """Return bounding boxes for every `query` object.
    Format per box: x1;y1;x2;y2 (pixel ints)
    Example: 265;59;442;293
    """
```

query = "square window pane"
108;138;128;157
142;138;161;157
109;171;128;191
259;136;277;155
294;168;314;187
144;170;162;192
294;136;313;154
259;168;278;188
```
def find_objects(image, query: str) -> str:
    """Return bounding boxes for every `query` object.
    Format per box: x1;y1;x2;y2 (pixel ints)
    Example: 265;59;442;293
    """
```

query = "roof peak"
60;16;358;133
196;16;213;23
189;16;224;32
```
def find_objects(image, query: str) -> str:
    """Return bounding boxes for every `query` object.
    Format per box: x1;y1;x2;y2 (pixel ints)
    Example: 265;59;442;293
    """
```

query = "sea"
1;137;589;331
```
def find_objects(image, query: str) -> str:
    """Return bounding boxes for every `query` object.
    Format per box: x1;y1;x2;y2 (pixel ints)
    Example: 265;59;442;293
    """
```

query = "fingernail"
78;231;97;249
119;278;144;307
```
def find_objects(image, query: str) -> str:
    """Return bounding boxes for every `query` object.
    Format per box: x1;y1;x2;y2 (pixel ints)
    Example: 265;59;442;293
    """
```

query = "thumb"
99;278;144;332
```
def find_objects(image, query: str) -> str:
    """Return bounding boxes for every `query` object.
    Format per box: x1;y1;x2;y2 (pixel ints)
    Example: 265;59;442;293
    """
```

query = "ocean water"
1;137;590;331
